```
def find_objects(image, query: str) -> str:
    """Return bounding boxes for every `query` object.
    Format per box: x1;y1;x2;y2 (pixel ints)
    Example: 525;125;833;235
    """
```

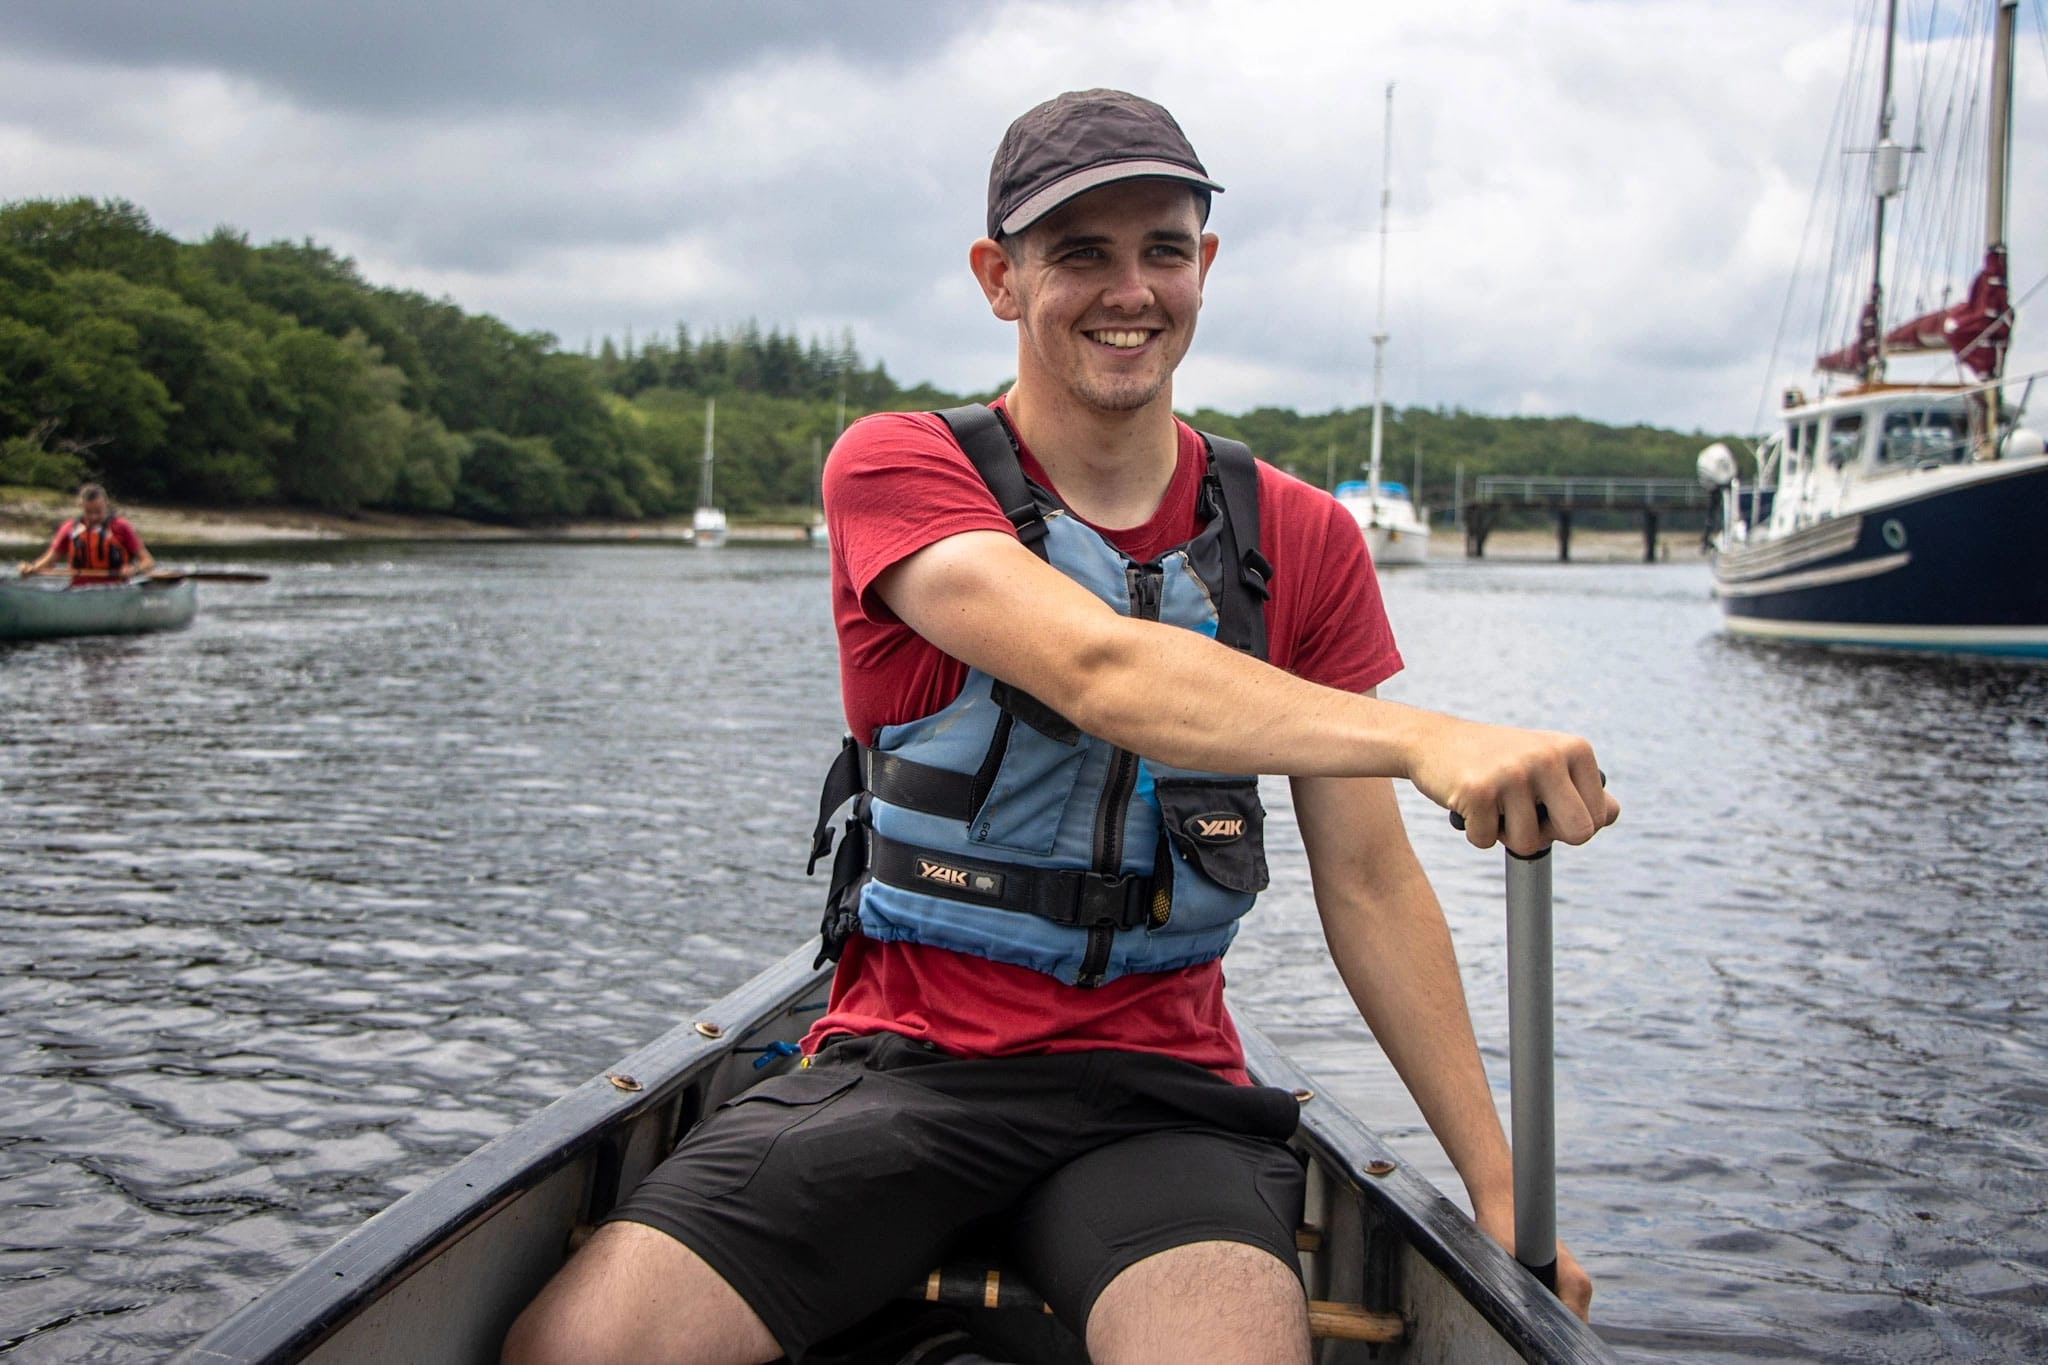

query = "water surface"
2;543;2043;1361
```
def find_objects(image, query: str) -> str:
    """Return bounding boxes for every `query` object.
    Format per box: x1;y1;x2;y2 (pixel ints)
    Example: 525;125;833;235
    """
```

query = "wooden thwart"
1307;1301;1406;1344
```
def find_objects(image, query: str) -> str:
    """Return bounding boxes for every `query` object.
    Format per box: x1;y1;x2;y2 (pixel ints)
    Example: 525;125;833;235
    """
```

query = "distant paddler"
15;483;157;587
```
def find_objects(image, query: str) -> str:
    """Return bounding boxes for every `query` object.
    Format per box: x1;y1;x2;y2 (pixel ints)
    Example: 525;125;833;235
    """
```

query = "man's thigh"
1002;1126;1307;1333
603;1043;1051;1358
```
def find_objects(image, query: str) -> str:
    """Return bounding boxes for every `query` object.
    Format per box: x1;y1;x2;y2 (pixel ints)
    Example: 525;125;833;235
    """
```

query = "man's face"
997;180;1216;417
77;496;108;527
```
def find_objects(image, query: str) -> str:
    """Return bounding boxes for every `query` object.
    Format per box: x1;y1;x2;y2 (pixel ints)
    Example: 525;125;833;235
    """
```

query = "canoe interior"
178;943;1614;1364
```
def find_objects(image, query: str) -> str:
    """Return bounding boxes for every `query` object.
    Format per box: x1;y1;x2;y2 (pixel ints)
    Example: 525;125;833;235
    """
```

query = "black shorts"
605;1032;1306;1360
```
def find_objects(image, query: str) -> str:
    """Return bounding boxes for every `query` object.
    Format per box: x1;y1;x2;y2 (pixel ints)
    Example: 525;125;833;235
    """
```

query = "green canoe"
0;578;199;641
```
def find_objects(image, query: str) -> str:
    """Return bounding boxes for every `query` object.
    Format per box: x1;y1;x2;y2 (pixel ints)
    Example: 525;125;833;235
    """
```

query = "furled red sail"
1819;246;2012;380
1818;298;1883;378
1882;245;2011;379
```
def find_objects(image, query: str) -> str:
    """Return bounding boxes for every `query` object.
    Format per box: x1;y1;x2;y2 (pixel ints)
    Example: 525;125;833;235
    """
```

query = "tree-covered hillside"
1;197;1720;524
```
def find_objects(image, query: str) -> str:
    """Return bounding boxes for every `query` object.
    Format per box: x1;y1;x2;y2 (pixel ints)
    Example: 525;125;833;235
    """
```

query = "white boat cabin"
1734;388;1993;540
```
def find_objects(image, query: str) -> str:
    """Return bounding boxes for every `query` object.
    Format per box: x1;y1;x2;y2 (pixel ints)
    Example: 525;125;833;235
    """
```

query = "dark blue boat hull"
1713;458;2048;657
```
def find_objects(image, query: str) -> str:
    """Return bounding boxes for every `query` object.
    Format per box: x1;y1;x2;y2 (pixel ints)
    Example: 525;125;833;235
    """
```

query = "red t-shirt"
810;402;1402;1079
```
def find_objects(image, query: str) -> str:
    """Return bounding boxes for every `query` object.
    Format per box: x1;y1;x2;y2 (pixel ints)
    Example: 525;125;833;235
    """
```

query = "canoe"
0;578;198;640
175;942;1618;1364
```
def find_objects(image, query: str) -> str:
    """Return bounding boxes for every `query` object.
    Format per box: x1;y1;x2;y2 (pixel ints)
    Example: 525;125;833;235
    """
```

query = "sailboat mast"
699;397;717;508
1985;0;2019;439
1988;0;2017;249
1857;0;1904;382
1368;82;1393;501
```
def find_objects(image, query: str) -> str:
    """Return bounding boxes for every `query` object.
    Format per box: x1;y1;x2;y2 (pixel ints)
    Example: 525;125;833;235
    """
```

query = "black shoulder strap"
1201;433;1272;660
935;404;1049;559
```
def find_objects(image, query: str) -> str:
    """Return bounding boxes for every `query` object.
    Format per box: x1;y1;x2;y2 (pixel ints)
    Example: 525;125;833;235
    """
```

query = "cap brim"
998;160;1224;236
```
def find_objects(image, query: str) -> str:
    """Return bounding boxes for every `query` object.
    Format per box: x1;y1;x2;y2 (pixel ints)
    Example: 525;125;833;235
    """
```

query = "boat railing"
1471;475;1707;508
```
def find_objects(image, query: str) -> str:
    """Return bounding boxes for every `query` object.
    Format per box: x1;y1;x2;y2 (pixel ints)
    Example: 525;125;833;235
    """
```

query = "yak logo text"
917;860;970;888
915;860;1004;896
1186;815;1245;842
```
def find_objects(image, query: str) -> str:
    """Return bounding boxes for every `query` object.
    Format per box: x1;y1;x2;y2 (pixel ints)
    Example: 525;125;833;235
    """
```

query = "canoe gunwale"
1238;1025;1616;1363
173;943;831;1364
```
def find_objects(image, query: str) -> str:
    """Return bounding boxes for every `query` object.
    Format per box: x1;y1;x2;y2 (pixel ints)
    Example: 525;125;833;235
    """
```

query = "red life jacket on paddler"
66;519;127;577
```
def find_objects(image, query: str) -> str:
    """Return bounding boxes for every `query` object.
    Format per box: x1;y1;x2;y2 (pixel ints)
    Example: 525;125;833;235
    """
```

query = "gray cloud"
2;0;2041;434
0;1;979;118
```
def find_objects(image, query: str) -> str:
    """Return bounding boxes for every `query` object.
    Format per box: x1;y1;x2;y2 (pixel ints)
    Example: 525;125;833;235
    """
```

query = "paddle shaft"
1505;846;1559;1291
1446;803;1564;1294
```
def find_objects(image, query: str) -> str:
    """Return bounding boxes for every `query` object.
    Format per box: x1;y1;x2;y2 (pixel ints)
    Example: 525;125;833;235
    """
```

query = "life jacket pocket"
967;688;1087;856
1154;778;1269;895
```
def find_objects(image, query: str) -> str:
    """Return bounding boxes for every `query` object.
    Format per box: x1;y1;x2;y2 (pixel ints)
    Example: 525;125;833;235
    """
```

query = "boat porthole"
1882;519;1907;550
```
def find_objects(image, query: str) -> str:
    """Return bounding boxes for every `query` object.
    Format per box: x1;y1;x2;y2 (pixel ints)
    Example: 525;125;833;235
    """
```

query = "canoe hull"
176;944;1615;1364
0;579;198;640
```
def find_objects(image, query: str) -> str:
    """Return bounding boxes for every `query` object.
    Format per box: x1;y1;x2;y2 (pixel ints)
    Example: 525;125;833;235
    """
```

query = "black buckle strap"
868;832;1153;931
1071;872;1148;930
815;813;868;966
809;735;864;873
810;738;873;965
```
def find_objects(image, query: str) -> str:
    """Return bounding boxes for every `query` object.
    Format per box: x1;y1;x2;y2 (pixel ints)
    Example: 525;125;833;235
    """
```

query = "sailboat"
1338;83;1431;567
807;434;829;547
693;397;728;548
1699;0;2048;656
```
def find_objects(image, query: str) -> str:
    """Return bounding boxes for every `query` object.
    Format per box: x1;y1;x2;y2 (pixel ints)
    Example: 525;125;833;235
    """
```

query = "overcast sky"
4;0;2043;439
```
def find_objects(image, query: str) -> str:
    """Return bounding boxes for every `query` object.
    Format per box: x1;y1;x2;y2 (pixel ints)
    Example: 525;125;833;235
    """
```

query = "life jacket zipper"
1079;561;1164;986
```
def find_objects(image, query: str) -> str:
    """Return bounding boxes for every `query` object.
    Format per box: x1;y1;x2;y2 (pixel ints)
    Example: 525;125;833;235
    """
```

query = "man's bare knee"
501;1221;780;1365
1085;1239;1309;1365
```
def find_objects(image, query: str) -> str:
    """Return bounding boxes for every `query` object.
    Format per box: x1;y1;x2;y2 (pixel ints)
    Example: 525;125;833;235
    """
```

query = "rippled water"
2;543;2044;1362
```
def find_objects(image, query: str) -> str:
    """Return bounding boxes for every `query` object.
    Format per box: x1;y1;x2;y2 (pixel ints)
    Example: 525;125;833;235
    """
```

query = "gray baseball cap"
986;89;1223;239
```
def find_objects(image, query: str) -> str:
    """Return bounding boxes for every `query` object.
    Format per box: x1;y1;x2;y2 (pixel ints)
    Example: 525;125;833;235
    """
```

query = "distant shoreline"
2;490;1703;563
0;490;814;551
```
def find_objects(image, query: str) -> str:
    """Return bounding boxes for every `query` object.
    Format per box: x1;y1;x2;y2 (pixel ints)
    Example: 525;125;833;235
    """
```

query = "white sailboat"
807;433;829;547
1338;83;1431;568
1699;0;2048;656
693;397;728;548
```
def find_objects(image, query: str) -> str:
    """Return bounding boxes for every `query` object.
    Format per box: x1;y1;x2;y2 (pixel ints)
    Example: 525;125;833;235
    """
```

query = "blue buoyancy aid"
809;405;1275;987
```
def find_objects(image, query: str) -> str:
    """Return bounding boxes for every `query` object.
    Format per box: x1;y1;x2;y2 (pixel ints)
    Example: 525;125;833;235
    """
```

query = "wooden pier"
1458;476;1709;561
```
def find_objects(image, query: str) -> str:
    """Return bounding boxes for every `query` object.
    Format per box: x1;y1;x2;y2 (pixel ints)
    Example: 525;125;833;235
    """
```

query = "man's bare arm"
1291;769;1594;1318
875;529;1618;851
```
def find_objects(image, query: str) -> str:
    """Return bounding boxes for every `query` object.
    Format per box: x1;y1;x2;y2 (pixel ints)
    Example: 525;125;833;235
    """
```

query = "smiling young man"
506;89;1616;1365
